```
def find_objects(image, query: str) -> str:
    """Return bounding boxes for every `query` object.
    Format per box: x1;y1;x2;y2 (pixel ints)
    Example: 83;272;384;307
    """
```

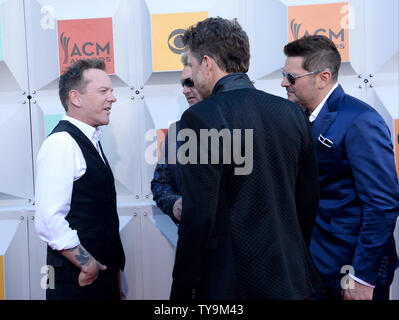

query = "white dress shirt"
307;83;375;289
308;83;338;123
35;115;104;251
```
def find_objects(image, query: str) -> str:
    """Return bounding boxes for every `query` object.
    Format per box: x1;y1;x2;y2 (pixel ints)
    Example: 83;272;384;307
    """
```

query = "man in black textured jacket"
170;17;324;300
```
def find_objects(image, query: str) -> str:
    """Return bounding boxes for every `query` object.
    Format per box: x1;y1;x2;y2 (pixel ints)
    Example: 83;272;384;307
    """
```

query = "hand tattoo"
75;246;93;266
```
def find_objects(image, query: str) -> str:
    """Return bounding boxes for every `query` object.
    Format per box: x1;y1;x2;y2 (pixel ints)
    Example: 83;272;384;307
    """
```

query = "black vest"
46;120;125;271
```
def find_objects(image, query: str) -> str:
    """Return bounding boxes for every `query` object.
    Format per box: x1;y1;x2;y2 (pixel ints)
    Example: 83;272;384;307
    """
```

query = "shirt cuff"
48;230;80;251
349;274;376;288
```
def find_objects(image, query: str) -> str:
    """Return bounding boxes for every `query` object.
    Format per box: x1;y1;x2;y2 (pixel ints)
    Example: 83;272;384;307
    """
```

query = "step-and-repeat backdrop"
0;0;398;300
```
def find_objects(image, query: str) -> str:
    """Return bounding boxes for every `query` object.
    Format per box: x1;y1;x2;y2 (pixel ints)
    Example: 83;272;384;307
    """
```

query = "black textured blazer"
171;73;323;300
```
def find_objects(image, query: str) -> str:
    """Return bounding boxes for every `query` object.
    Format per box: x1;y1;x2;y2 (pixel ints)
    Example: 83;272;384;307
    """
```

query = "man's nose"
108;92;117;102
281;76;290;87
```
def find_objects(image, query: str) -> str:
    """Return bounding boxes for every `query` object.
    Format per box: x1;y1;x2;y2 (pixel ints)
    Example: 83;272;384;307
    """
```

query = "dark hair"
283;35;341;82
59;58;106;111
182;17;250;73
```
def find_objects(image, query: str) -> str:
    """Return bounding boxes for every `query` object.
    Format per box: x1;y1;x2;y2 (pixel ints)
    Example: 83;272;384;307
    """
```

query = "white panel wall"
118;205;144;300
139;0;247;198
0;0;32;206
0;0;397;299
25;0;142;203
363;0;398;136
28;209;47;300
141;206;177;299
0;209;30;300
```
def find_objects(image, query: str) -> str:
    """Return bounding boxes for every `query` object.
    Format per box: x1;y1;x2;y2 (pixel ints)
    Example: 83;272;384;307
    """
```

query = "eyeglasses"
282;69;323;85
180;78;195;88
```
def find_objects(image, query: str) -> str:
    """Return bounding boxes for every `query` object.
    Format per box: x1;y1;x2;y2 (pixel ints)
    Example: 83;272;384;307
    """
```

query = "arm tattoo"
75;246;93;266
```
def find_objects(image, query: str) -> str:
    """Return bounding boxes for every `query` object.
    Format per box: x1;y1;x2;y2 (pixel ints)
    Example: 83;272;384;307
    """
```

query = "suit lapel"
311;85;344;141
311;110;338;139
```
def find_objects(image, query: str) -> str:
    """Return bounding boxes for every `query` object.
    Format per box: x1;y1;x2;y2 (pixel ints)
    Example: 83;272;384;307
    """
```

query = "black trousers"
46;263;120;300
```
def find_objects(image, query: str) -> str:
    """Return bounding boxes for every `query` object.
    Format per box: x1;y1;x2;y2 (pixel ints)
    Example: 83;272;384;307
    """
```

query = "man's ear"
69;89;81;107
318;70;332;89
202;55;214;73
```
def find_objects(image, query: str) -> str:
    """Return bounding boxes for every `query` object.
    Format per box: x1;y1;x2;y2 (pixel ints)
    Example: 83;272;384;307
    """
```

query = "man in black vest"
170;17;324;300
35;58;125;300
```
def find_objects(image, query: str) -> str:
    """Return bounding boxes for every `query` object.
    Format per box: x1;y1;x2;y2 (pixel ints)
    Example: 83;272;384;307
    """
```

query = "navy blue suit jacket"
309;84;399;288
151;121;182;224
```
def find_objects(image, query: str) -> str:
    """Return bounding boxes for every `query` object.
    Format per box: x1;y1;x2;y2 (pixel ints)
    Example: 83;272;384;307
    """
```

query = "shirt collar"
309;82;338;122
63;115;102;143
211;73;255;96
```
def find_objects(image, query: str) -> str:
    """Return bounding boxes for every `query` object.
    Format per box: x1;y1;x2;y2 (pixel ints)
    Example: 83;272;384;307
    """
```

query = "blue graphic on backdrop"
45;114;64;137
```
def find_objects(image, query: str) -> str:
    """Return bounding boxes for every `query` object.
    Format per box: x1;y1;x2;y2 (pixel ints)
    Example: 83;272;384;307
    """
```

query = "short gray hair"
59;58;106;112
180;52;188;66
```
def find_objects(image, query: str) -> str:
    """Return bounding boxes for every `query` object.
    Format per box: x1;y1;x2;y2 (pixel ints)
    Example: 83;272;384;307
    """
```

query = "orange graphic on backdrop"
58;18;114;74
152;12;208;72
157;129;168;161
288;2;349;62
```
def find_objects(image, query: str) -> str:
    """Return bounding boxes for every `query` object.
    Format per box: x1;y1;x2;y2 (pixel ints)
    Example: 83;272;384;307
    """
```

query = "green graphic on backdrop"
45;114;63;137
0;12;3;61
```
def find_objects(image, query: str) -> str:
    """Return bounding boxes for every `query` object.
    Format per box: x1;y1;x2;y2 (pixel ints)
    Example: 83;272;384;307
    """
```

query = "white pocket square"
318;134;334;148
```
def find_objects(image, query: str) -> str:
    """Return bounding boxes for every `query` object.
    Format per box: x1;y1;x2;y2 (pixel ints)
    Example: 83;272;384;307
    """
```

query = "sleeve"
346;111;399;285
295;118;320;248
151;131;181;224
34;133;82;251
348;274;375;288
170;106;222;299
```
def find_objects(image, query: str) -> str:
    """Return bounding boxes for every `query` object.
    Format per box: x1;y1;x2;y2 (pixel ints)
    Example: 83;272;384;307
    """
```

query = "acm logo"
59;32;112;64
57;18;115;74
290;19;346;49
288;2;352;62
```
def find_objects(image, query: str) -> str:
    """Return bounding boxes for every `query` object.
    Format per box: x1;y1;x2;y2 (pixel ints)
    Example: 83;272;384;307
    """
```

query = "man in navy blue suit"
151;53;203;223
282;35;399;300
